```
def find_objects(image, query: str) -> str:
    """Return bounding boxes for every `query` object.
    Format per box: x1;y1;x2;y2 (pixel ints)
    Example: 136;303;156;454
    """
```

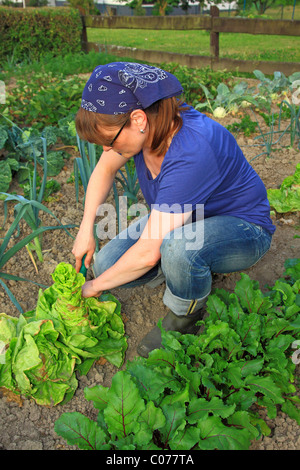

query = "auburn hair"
75;97;187;156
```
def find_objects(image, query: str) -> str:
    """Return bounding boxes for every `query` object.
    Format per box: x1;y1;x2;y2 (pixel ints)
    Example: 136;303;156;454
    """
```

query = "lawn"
87;28;300;62
87;4;300;63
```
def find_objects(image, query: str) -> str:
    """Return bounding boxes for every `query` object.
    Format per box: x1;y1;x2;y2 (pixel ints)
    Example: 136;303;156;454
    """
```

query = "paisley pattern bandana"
81;62;183;114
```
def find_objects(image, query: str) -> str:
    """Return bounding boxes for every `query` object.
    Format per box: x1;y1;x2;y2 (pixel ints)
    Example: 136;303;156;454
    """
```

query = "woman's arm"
72;149;129;272
82;208;192;297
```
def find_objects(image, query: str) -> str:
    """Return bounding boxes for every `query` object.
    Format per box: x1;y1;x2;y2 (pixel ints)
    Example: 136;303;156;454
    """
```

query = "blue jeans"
93;215;272;316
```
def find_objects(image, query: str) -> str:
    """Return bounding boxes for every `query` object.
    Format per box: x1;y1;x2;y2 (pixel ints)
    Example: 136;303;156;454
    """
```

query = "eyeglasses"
108;118;129;147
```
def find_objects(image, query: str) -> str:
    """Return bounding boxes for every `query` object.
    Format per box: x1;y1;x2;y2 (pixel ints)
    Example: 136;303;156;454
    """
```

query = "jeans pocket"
250;225;272;266
248;222;264;239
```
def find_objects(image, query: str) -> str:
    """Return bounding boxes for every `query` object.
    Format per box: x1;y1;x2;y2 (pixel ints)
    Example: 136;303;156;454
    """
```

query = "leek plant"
279;99;300;149
0;195;75;313
0;133;76;312
248;70;300;160
249;101;300;162
73;135;99;252
113;161;140;233
74;134;98;204
0;200;49;313
74;135;141;238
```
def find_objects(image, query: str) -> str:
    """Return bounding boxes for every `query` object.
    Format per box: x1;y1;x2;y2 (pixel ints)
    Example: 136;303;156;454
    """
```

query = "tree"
128;0;146;15
67;0;98;15
239;0;285;14
252;0;276;13
149;0;179;16
130;0;199;16
179;0;200;15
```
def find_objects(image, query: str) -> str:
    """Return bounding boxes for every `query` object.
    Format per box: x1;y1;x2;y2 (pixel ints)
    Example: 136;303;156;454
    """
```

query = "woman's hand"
72;225;96;273
81;279;102;298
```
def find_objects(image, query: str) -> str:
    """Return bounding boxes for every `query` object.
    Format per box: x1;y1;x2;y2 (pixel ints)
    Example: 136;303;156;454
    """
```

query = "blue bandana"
81;62;183;114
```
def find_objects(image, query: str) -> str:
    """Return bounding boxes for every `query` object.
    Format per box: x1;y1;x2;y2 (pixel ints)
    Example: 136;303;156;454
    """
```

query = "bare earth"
0;111;299;451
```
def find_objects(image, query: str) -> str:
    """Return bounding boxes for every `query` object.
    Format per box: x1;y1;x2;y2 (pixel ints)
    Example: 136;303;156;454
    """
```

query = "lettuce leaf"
267;163;300;213
12;319;78;406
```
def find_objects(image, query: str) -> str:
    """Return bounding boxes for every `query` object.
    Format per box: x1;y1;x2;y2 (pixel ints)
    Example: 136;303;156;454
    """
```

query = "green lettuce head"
50;263;87;331
0;314;78;406
0;262;128;406
0;313;24;390
51;262;85;302
41;264;128;368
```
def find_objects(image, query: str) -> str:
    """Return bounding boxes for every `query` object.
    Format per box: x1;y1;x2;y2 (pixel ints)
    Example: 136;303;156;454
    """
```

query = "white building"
204;1;238;11
0;0;238;15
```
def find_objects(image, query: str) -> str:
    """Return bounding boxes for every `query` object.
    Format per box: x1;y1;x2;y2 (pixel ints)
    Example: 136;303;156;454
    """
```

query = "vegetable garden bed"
0;62;299;451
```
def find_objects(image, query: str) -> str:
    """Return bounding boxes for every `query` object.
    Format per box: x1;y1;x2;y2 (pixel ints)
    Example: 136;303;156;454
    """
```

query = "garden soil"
0;111;299;451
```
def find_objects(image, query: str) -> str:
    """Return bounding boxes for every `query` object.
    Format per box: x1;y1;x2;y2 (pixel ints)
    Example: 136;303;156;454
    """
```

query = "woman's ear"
130;109;147;130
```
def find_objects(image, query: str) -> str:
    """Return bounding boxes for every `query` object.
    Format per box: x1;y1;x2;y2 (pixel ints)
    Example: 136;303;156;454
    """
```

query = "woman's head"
76;62;185;156
76;97;185;156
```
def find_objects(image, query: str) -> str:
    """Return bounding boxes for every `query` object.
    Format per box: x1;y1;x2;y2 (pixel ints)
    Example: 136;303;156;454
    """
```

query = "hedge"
0;7;83;62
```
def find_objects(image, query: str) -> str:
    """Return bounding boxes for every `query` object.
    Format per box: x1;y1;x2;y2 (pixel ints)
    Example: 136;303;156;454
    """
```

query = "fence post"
81;15;88;53
210;5;219;66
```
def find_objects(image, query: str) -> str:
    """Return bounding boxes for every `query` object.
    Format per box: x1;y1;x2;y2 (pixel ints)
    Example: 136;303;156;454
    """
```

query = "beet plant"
55;259;300;450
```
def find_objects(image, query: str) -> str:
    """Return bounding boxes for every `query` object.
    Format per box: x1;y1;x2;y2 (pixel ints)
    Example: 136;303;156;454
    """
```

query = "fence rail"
81;8;300;75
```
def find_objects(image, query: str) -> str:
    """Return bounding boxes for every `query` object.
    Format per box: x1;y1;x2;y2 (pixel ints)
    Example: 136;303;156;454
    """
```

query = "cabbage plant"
195;82;257;118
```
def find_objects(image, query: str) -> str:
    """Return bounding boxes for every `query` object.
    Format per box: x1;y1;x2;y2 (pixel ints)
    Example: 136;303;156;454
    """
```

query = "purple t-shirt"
133;106;275;234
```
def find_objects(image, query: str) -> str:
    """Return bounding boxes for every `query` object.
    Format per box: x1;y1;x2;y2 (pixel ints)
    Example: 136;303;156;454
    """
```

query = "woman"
72;62;275;358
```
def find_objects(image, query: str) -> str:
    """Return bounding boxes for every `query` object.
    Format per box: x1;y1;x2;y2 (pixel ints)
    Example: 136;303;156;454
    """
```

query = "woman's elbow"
143;249;161;268
136;239;162;268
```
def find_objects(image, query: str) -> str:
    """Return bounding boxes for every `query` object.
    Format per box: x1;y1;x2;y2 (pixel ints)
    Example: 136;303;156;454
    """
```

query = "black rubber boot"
137;309;204;358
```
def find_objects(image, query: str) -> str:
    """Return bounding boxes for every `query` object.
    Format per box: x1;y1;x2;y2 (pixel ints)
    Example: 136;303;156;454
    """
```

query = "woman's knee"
93;238;127;276
160;236;199;279
160;234;211;300
160;237;183;270
93;247;114;277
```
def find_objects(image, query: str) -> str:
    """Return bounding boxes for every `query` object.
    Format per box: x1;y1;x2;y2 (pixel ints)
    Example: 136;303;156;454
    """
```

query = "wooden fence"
81;7;300;75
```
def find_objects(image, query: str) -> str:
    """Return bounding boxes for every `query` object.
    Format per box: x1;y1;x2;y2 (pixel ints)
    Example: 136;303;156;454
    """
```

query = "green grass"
87;27;300;63
87;4;300;64
236;5;300;21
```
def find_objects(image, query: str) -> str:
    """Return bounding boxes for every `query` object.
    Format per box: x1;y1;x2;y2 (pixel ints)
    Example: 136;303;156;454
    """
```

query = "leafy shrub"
0;7;82;62
3;73;85;129
161;63;235;109
55;260;300;450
